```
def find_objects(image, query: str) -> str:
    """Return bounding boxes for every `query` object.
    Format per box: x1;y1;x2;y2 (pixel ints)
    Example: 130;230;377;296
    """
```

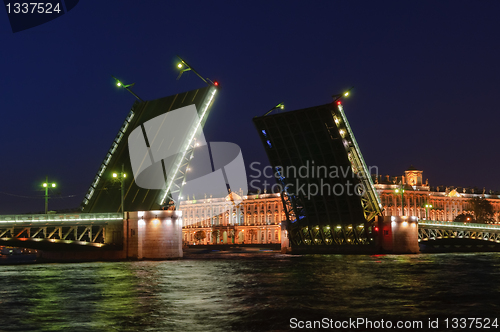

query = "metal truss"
334;105;382;222
82;105;137;207
419;227;500;243
0;224;106;246
290;224;372;246
160;86;217;207
275;167;306;225
164;137;198;207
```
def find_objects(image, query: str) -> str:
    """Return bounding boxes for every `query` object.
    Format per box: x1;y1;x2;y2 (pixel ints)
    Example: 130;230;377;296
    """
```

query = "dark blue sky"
1;1;499;214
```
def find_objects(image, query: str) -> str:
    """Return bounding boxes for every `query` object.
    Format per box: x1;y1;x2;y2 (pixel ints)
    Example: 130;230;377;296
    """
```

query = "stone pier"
377;215;420;254
125;210;183;259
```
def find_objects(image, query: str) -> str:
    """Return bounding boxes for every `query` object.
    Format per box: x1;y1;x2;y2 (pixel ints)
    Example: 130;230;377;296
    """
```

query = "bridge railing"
0;213;123;223
419;220;500;230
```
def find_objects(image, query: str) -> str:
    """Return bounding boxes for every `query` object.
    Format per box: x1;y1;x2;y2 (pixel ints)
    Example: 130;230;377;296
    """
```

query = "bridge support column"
378;216;419;254
280;220;291;254
125;210;183;259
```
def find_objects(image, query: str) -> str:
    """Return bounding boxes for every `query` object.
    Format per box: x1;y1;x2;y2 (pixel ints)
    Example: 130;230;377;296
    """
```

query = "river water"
0;252;499;331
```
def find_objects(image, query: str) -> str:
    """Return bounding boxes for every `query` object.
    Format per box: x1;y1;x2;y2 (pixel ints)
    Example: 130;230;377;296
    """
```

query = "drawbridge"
253;99;383;252
82;85;217;213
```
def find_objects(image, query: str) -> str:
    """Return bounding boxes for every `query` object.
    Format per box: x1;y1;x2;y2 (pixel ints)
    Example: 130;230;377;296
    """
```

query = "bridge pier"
281;225;290;254
124;210;183;259
377;216;420;254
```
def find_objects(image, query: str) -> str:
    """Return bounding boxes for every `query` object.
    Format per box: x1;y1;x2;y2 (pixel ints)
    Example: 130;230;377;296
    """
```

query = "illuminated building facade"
180;191;284;245
181;167;500;245
374;166;500;222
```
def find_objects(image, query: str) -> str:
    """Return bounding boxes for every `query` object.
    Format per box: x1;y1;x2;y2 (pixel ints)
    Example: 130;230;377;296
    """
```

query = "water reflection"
0;253;499;331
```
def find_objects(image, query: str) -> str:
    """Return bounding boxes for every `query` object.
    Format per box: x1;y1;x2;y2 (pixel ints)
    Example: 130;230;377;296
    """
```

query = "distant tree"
468;197;494;223
194;230;206;244
211;229;220;244
454;213;475;223
248;229;257;243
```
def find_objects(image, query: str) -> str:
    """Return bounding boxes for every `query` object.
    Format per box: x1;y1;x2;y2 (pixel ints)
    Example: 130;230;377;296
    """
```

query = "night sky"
1;1;500;214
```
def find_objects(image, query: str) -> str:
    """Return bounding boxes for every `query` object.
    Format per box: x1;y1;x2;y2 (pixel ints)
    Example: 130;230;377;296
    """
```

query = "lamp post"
332;86;354;103
112;75;143;101
113;164;127;216
176;55;217;86
42;176;56;214
395;184;405;216
425;204;433;220
263;102;285;116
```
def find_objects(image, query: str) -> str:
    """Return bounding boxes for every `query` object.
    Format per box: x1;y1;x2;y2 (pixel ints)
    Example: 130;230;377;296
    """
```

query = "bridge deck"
0;212;122;225
0;213;123;249
419;220;500;231
419;220;500;244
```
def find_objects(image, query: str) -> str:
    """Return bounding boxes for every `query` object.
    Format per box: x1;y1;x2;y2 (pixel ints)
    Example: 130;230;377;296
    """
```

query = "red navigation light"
374;227;379;232
214;81;219;87
336;100;341;105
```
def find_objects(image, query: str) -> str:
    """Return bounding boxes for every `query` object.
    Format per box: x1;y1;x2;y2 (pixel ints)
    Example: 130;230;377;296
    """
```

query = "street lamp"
113;164;127;216
332;86;354;103
111;75;143;101
176;55;217;86
425;204;433;220
42;176;56;214
395;184;405;216
263;102;285;116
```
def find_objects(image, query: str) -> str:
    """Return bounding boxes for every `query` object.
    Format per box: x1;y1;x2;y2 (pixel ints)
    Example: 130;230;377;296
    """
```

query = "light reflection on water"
0;253;499;331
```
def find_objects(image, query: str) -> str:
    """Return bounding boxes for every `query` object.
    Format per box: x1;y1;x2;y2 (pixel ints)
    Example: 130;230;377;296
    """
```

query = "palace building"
180;167;500;245
374;166;500;222
180;191;283;245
